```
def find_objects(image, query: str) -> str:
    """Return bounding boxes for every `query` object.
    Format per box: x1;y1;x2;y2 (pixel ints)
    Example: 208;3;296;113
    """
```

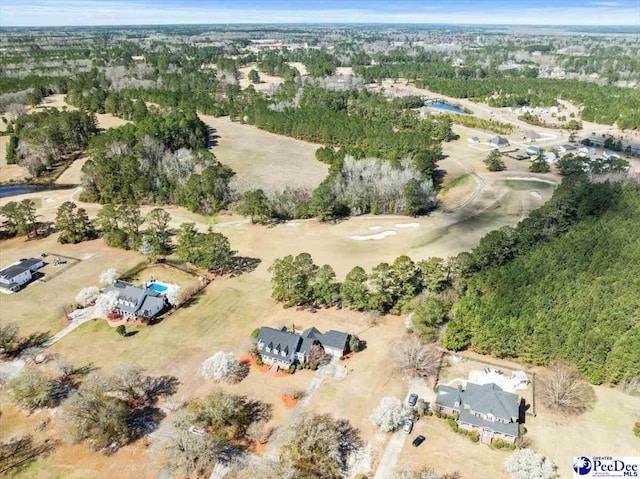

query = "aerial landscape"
0;1;639;478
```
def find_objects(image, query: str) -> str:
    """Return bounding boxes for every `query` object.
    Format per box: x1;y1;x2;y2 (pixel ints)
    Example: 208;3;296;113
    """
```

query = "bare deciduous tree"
541;362;596;415
164;429;230;478
307;342;326;368
392;339;441;379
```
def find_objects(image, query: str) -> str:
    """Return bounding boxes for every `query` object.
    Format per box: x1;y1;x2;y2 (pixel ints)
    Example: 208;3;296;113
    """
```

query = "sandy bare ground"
287;62;308;76
55;157;89;184
238;63;284;93
201;114;328;192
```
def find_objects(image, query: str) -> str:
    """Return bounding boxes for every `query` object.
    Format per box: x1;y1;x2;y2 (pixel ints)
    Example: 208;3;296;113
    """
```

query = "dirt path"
373;430;408;479
42;306;97;347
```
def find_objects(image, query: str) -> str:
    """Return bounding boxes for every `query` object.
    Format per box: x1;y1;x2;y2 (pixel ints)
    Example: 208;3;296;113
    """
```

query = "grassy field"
200;114;328;192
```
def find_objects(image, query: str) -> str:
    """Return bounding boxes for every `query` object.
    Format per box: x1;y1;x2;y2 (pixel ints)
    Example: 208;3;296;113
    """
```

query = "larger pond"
0;184;74;199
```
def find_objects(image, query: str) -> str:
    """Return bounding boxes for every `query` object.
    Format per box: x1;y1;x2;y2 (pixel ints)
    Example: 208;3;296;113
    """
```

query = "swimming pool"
428;101;468;114
148;282;168;293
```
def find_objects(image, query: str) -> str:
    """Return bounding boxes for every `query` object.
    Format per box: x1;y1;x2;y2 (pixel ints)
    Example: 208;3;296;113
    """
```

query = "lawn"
0;236;145;336
199;114;328;192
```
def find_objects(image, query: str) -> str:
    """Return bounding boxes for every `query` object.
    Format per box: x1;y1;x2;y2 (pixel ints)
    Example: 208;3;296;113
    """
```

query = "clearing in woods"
200;114;329;191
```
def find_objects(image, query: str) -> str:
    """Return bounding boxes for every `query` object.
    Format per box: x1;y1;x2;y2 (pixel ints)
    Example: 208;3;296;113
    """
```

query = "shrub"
116;325;126;336
256;354;263;366
493;439;516;450
250;328;260;340
634;422;640;439
470;434;480;443
288;364;297;374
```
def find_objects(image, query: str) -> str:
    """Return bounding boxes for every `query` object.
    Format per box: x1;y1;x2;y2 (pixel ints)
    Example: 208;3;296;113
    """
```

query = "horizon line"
1;22;639;28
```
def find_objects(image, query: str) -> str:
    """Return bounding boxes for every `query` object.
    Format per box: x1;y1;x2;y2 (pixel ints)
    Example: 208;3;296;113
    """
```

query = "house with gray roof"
104;280;167;320
488;136;510;148
0;258;44;293
435;382;520;444
256;326;350;368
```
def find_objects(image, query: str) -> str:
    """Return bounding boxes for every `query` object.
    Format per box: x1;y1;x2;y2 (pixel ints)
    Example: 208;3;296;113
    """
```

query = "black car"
412;435;426;447
407;393;418;407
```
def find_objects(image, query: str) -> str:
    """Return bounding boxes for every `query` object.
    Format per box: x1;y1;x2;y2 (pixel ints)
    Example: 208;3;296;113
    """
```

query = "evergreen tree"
530;152;550;173
340;266;369;310
484;149;506;172
55;201;95;244
237;189;271;224
312;264;340;306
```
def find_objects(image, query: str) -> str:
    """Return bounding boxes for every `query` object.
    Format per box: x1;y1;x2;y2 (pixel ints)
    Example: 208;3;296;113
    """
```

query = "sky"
1;0;639;27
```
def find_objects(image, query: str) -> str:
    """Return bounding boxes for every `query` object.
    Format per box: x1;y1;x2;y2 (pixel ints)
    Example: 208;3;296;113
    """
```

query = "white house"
525;146;543;156
544;152;558;163
579;146;596;156
602;151;621;160
0;258;45;293
468;136;480;144
556;144;578;154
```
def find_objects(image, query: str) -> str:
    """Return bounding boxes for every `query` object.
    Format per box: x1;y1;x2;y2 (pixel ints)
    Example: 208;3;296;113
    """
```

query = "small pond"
428;101;468;114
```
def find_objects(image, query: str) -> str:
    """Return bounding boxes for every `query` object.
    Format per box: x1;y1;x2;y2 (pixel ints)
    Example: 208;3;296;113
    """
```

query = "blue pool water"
148;282;168;293
428;101;468;114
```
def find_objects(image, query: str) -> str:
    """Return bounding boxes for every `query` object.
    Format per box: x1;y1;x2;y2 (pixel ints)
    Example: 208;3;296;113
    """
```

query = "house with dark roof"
0;258;45;293
435;382;520;444
104;280;167;320
488;136;510;148
256;326;350;368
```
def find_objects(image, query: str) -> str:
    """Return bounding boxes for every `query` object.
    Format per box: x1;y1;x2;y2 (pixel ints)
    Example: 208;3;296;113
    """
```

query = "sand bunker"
369;226;382;231
529;191;542;200
350;231;397;241
394;223;420;229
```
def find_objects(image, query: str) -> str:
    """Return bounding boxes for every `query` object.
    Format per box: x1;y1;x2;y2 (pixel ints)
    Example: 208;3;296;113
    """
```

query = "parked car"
412;435;426;447
188;426;206;436
407;393;418;407
402;419;413;434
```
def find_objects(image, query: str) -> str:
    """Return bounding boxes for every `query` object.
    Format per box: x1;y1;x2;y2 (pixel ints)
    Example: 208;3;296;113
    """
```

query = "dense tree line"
81;110;235;212
246;89;451;163
269;253;449;313
9;109;97;176
444;178;640;384
443;113;514;135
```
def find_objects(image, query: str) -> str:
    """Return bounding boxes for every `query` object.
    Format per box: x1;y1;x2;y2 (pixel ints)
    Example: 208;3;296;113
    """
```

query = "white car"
189;425;206;436
402;419;413;434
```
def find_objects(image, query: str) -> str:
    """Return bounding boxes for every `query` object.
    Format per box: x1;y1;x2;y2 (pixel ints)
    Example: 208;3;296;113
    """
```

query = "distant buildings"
556;144;578;154
489;136;510;148
468;136;480;144
0;258;45;293
522;130;542;143
525;146;543;156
